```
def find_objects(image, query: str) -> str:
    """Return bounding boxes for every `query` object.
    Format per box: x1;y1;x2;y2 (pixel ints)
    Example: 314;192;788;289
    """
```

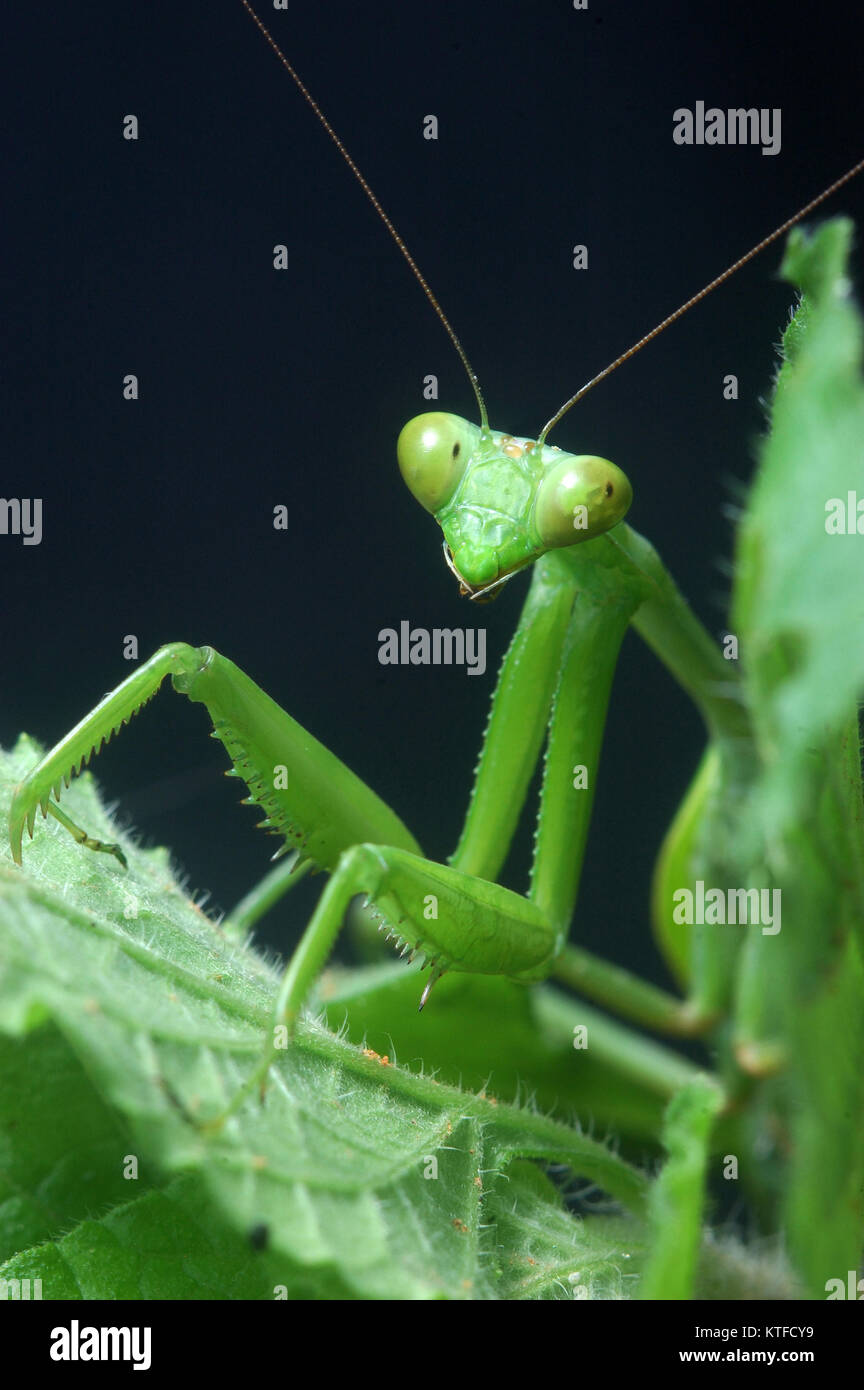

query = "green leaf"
733;219;864;835
0;735;648;1300
729;219;864;1294
320;962;675;1143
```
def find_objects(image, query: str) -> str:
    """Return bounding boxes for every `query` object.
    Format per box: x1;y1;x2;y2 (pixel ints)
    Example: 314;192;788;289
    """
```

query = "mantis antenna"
537;154;864;442
240;0;488;430
242;2;863;447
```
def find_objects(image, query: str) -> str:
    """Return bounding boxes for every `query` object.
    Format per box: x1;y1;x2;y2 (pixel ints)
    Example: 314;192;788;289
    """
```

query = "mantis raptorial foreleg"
9;643;421;871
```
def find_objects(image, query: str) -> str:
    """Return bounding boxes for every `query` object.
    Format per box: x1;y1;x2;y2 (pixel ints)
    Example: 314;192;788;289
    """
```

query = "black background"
3;0;863;981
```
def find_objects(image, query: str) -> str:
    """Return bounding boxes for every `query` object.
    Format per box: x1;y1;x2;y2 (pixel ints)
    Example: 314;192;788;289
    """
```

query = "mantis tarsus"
6;2;864;1122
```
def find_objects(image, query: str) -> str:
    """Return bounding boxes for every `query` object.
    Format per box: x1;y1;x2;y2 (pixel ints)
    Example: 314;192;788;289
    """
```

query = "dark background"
3;0;863;983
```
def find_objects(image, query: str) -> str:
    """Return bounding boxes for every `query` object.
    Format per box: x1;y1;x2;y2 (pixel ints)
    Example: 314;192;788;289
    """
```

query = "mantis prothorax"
8;2;864;1108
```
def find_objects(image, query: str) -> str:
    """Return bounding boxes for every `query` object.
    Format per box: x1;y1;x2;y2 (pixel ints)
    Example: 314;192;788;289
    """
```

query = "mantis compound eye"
533;454;633;548
397;412;477;514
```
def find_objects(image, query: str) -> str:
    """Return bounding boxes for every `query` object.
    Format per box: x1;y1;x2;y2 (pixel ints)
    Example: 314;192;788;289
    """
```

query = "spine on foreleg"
174;648;420;872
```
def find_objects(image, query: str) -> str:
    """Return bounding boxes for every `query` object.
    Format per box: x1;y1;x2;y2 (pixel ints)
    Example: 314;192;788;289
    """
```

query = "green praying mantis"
7;1;864;1115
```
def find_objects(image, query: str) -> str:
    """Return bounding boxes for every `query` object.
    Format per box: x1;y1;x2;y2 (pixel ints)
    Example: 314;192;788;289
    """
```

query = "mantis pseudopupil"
7;3;864;1100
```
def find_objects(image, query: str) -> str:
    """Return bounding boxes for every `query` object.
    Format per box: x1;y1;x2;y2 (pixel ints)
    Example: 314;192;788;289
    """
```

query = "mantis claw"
45;801;128;868
418;971;442;1011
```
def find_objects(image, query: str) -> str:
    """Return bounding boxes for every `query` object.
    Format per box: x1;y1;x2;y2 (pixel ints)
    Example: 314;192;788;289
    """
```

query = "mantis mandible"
7;2;864;1109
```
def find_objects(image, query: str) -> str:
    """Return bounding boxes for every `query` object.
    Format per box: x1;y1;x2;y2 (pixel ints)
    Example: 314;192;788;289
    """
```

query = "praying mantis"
4;1;864;1124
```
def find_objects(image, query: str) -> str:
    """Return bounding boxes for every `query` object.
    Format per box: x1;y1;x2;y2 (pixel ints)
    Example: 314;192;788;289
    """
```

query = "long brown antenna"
241;0;488;428
538;155;864;444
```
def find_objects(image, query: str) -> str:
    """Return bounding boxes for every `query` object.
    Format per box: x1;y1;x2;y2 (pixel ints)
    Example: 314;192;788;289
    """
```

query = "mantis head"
397;412;632;598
